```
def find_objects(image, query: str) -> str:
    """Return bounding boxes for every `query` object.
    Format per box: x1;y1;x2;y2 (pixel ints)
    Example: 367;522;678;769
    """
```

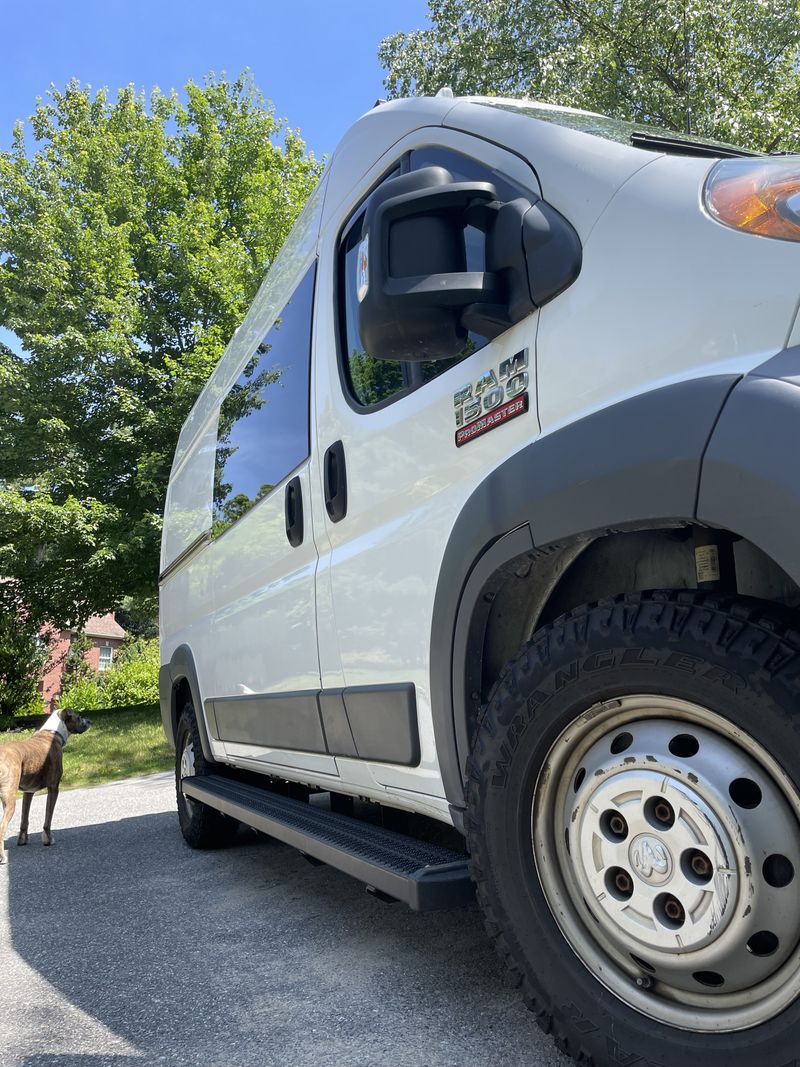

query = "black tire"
467;590;800;1067
175;700;239;849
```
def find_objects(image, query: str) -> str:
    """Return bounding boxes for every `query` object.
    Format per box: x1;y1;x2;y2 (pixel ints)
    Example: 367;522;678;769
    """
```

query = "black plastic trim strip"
210;691;328;754
698;344;800;588
205;683;420;766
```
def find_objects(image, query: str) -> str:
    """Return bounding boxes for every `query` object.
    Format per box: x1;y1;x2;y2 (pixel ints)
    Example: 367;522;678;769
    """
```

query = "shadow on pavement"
4;797;562;1067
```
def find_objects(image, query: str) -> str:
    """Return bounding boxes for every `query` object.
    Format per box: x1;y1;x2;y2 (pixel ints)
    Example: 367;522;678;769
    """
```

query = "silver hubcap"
533;696;800;1032
179;737;196;813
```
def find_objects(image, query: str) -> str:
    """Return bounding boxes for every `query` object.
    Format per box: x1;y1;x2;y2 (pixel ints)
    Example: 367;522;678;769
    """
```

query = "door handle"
323;440;347;523
285;477;304;547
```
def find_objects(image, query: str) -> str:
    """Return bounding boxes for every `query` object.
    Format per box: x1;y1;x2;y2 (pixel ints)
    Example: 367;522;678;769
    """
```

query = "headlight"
704;157;800;242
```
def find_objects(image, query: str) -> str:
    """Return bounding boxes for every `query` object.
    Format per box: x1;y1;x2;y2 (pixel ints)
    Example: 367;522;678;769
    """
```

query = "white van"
160;93;800;1066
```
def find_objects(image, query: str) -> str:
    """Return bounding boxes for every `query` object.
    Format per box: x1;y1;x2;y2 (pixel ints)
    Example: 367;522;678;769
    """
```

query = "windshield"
478;99;758;156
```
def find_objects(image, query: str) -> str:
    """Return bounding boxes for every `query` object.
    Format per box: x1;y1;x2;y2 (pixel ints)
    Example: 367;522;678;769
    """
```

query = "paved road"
0;773;569;1067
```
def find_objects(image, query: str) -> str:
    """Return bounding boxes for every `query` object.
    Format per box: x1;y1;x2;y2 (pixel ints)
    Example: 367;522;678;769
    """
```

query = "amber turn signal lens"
704;158;800;242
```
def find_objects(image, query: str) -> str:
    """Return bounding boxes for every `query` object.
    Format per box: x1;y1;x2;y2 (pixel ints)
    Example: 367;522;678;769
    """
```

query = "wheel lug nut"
645;796;675;829
655;892;686;929
681;848;713;885
665;899;683;920
692;854;711;878
616;870;633;894
606;866;634;900
600;809;629;842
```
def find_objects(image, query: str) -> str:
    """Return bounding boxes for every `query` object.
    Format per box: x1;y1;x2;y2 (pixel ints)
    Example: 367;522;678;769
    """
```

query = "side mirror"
356;166;582;362
357;167;498;361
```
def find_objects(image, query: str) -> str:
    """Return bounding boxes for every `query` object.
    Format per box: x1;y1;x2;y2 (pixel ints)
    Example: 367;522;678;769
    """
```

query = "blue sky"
0;0;431;353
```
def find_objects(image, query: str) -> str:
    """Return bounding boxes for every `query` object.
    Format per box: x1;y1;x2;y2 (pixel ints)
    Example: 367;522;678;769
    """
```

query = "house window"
98;644;114;672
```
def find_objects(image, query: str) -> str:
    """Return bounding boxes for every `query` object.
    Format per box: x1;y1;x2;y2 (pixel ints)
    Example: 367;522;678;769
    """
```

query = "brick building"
39;613;127;710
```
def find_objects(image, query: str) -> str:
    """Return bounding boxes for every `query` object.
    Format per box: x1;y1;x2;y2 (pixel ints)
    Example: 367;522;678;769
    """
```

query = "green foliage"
61;631;94;688
101;639;159;707
59;674;104;711
115;596;158;640
380;0;800;151
19;692;45;718
347;349;405;406
0;604;48;719
60;637;159;711
0;71;323;628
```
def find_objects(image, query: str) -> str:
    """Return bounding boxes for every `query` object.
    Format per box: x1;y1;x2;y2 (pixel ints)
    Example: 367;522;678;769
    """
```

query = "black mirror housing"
356;165;582;362
357;167;499;361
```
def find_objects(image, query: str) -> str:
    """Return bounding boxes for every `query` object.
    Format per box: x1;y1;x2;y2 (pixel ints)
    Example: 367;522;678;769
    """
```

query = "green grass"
1;704;173;790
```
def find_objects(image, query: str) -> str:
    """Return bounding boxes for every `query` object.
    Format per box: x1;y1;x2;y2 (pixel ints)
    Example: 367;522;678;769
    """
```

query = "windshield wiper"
630;131;757;159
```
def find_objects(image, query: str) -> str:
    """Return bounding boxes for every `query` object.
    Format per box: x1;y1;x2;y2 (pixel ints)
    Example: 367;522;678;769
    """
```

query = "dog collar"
40;710;69;746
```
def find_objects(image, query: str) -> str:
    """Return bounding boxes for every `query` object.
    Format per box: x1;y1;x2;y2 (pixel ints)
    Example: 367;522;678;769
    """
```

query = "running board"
182;774;473;911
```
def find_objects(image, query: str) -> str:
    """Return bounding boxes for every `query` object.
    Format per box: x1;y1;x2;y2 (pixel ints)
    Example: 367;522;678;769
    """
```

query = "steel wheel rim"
532;694;800;1032
179;735;197;814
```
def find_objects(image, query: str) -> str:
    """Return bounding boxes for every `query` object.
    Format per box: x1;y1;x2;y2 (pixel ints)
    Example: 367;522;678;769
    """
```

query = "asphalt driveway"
0;773;568;1067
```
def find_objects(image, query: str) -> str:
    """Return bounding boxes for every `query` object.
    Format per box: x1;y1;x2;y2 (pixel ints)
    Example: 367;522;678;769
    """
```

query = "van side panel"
160;177;330;748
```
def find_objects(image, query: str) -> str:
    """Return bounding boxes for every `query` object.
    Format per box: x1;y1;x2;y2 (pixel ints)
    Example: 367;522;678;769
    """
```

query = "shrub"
59;636;160;712
101;639;159;707
59;675;104;711
18;692;45;718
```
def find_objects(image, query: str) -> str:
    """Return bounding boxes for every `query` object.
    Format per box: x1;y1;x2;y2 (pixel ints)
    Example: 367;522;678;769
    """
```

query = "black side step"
182;774;473;911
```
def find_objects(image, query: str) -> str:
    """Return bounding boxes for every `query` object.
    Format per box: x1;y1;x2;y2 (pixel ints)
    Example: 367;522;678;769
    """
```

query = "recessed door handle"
285;477;304;547
324;440;347;523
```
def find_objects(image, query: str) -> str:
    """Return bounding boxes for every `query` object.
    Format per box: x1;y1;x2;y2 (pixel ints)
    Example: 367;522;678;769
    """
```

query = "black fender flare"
158;644;215;762
698;345;800;590
431;373;740;810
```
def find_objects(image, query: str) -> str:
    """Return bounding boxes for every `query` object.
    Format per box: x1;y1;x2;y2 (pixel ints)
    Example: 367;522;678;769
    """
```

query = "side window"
338;148;531;409
212;264;316;537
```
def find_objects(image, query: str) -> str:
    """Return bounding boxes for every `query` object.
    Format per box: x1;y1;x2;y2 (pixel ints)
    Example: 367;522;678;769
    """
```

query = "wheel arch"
429;370;792;812
158;644;215;761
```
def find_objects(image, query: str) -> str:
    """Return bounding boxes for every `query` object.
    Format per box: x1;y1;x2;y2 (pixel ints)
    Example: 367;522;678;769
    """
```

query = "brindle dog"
0;707;91;864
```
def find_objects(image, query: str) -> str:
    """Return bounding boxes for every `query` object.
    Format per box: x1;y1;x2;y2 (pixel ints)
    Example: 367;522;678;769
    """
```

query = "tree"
0;72;323;628
60;631;94;690
379;0;800;152
0;608;47;721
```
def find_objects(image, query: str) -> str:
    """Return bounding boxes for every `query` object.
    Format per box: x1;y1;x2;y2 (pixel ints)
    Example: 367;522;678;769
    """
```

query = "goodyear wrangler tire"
175;700;239;849
466;590;800;1066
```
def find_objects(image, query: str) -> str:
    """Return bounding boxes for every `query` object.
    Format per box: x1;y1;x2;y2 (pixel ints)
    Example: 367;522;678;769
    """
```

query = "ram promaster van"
159;93;800;1065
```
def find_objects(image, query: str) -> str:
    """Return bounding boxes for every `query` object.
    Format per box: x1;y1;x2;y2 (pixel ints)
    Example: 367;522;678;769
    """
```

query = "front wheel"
467;591;800;1066
175;700;239;849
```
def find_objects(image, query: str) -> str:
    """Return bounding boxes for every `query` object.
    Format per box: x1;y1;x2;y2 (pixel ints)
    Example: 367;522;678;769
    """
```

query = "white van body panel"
312;125;543;802
536;153;800;436
319;96;458;227
209;463;321;699
161;94;800;824
443;98;659;241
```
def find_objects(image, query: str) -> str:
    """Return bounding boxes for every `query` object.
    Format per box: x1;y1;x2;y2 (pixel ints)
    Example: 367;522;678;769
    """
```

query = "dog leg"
0;794;17;865
42;785;58;846
17;792;33;847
